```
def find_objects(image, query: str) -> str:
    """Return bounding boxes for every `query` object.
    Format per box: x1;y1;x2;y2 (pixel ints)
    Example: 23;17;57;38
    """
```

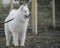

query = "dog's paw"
20;43;25;46
13;41;19;46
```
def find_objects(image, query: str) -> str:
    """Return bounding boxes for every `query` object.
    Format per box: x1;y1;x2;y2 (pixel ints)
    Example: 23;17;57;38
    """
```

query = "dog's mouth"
25;15;29;18
25;14;31;18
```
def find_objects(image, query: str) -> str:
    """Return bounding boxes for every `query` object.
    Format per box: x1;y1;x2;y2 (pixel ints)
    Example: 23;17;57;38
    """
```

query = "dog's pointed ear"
20;1;26;5
27;0;32;6
20;1;26;10
20;5;24;10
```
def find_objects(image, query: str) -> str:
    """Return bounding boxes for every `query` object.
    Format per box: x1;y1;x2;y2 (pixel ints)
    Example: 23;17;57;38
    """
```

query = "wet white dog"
4;4;31;46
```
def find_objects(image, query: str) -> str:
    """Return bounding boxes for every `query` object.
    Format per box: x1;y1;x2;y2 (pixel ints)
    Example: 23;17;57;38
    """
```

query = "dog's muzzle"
25;14;31;18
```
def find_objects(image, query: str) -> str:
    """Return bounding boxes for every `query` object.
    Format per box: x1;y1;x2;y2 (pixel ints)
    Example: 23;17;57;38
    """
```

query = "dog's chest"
8;19;28;32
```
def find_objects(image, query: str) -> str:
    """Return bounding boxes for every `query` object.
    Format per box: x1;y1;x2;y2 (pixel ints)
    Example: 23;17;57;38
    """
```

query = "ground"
0;28;60;48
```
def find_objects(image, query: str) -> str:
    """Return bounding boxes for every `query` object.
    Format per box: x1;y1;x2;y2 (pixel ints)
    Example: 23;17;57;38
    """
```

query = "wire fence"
0;0;52;28
0;0;60;48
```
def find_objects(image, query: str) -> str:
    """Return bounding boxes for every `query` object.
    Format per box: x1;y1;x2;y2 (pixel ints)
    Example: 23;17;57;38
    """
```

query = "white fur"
4;5;30;46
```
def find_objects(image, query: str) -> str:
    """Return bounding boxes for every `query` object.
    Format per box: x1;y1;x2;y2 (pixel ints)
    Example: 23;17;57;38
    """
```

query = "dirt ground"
0;28;60;48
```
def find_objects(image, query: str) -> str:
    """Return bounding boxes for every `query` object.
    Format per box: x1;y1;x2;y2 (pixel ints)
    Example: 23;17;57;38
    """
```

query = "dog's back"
5;9;17;22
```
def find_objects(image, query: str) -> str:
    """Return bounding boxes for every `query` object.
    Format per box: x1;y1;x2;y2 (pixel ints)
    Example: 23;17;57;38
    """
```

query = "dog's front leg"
20;31;26;46
12;32;19;46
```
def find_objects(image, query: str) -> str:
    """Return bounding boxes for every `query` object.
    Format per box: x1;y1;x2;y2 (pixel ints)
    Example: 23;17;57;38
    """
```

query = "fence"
0;0;52;30
0;0;60;48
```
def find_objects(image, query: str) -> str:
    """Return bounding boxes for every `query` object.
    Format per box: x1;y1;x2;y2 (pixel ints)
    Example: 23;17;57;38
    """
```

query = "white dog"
4;3;31;46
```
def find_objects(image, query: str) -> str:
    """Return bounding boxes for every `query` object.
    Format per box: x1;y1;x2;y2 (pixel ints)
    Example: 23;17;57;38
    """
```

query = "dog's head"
20;5;31;18
19;1;31;18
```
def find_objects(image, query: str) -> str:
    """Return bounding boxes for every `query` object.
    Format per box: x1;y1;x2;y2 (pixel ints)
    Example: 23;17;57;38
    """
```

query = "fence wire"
0;0;60;48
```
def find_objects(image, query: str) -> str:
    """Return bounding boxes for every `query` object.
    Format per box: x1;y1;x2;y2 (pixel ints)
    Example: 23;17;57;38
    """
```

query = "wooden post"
0;0;2;11
10;0;13;10
52;0;56;28
32;0;37;34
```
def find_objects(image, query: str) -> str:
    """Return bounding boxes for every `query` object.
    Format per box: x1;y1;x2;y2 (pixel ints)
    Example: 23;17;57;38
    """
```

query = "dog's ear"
27;0;32;6
20;1;26;10
20;1;26;5
20;5;24;10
